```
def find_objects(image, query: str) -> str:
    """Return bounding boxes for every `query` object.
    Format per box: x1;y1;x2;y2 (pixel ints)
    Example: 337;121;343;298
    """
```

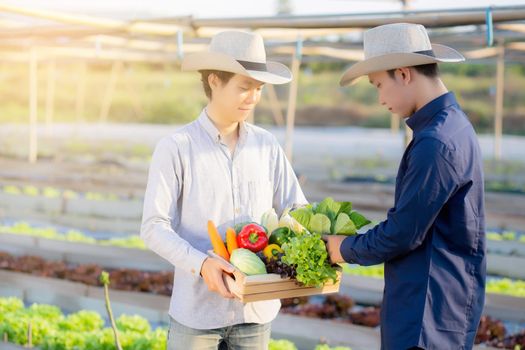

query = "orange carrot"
207;220;230;261
226;227;238;255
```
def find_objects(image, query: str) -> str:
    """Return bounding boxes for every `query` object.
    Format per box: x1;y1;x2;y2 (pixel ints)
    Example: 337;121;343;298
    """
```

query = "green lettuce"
290;198;369;236
309;213;331;234
334;213;357;235
290;207;313;230
349;211;371;229
315;197;340;220
282;232;338;287
338;201;353;216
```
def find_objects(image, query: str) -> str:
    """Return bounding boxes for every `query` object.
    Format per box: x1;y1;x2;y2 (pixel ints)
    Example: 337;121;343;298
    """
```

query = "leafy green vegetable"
269;339;298;350
342;264;384;278
59;310;104;332
315;345;353;350
349;211;371;229
116;315;151;334
333;213;357;235
316;197;340;218
0;297;24;316
0;297;168;349
230;248;267;275
42;330;90;350
282;232;338;287
289;207;313;230
28;304;63;322
291;197;369;235
338;202;353;216
309;213;332;235
0;221;147;249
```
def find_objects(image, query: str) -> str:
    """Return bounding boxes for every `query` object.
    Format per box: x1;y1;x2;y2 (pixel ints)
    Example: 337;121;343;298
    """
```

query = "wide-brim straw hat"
340;23;465;86
182;30;292;85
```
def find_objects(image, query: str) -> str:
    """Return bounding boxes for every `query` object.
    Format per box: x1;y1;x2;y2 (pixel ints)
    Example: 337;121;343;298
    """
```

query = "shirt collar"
406;92;458;134
197;108;249;144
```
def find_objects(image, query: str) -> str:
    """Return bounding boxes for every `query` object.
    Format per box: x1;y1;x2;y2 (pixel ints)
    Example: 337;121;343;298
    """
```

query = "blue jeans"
167;317;271;350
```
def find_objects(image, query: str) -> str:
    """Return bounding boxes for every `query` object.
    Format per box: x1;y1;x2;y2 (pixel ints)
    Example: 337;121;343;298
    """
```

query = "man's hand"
200;257;235;299
324;235;347;264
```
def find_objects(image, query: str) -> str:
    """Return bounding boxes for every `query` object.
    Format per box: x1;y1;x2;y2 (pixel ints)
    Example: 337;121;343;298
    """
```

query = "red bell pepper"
236;223;268;253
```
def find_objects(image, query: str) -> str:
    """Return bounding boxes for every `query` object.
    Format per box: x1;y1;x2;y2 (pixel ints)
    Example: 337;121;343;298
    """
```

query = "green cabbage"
230;248;267;275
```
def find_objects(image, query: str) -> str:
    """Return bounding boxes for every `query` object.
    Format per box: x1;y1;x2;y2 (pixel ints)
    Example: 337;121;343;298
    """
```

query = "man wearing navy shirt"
326;23;486;350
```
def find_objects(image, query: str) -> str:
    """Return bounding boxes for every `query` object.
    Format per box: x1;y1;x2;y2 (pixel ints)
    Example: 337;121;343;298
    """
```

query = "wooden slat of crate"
242;279;307;294
224;269;341;302
209;250;341;302
225;273;340;302
238;273;341;295
229;270;298;293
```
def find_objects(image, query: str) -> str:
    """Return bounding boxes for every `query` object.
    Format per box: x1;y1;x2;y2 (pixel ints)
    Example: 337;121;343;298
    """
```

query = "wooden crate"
209;251;341;302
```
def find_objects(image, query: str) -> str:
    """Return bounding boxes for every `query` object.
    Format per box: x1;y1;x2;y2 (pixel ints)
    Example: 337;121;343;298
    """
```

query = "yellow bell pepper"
263;244;284;260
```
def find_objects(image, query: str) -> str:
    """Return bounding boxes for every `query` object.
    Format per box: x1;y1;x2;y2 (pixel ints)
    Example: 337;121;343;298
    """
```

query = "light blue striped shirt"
141;109;307;329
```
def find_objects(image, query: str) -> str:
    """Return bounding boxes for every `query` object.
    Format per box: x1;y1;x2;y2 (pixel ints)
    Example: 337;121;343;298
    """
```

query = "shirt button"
191;268;196;274
235;208;240;214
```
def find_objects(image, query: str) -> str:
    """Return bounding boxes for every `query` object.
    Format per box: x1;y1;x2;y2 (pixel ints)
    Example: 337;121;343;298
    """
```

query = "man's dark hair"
199;70;235;99
387;63;439;79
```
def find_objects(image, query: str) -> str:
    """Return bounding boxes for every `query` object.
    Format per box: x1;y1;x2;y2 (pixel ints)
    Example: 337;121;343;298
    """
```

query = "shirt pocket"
247;179;273;220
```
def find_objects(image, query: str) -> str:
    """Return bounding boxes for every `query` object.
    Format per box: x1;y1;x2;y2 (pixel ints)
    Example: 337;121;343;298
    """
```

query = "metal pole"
285;36;302;163
265;84;285;126
494;43;505;160
191;7;525;29
45;59;56;134
123;63;144;119
29;47;38;163
99;61;122;123
75;61;87;123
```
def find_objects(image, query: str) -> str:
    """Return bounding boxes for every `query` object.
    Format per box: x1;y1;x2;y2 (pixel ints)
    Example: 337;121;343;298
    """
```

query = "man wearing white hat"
326;23;486;350
141;31;306;349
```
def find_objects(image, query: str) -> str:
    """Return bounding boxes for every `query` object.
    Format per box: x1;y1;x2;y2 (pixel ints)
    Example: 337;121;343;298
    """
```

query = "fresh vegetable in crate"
207;220;230;261
225;227;238;255
236;223;268;253
281;231;339;288
229;248;267;276
290;197;371;235
269;227;295;247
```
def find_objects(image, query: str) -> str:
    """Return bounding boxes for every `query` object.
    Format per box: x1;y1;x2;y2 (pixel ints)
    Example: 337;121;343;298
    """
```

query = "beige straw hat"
340;23;465;86
182;30;292;84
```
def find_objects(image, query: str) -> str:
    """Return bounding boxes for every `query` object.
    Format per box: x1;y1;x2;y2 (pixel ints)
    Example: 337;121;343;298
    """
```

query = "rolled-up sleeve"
340;137;459;265
140;137;208;275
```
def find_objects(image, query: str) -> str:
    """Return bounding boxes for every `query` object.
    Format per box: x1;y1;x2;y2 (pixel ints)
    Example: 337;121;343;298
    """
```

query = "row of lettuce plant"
2;185;125;201
0;222;145;249
342;265;525;298
0;297;351;350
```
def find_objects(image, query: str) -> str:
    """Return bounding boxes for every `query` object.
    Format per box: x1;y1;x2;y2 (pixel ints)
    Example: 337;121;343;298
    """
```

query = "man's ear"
396;67;412;85
208;73;220;91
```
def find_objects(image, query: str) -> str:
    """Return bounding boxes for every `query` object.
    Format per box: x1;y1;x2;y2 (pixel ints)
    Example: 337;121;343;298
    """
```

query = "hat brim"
339;43;465;87
181;51;292;85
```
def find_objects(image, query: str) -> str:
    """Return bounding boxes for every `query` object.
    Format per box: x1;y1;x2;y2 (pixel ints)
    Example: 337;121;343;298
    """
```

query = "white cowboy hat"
340;23;465;86
182;30;292;85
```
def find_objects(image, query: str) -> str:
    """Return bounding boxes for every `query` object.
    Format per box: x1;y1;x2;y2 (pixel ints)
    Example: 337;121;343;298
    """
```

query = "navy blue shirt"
341;92;486;350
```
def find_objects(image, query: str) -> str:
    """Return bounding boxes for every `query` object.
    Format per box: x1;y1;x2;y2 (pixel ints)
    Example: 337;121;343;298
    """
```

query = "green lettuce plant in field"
0;221;146;249
0;297;167;350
